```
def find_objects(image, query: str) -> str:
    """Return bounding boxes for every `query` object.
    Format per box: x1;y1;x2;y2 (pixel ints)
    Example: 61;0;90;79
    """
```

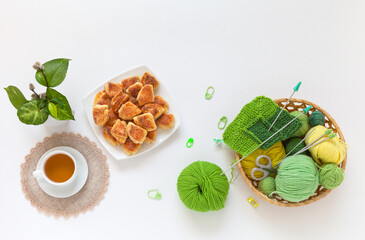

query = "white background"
1;0;365;239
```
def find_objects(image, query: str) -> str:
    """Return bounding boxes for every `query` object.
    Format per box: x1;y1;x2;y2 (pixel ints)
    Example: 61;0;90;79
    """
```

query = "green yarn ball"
177;161;229;212
319;164;345;189
290;111;310;137
309;111;325;127
285;137;307;156
276;155;319;202
258;176;276;196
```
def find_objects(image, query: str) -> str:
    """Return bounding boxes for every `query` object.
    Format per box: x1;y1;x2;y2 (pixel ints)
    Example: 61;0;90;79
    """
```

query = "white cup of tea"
33;150;78;187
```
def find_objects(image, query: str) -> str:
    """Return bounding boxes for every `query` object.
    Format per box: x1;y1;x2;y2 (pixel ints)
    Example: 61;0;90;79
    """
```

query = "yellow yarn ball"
304;125;347;165
241;141;285;180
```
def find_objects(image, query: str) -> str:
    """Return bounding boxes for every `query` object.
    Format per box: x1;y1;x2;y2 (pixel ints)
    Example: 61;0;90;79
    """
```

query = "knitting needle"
221;105;312;175
300;129;333;152
283;128;315;158
293;132;336;156
275;129;332;168
275;131;335;168
267;82;302;132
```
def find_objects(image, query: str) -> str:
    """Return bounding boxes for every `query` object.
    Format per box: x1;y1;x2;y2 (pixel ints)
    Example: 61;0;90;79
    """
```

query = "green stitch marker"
268;81;302;132
205;86;215;100
186;138;194;148
147;189;162;200
218;116;228;130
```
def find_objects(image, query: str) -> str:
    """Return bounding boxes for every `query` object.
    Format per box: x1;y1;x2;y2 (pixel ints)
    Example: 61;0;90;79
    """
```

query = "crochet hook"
221;105;312;175
267;82;302;132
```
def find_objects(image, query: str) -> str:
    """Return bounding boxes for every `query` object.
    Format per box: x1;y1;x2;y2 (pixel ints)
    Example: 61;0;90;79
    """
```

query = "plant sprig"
4;58;75;125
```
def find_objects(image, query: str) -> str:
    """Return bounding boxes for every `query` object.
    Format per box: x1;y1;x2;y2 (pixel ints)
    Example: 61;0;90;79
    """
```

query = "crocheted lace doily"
21;132;109;218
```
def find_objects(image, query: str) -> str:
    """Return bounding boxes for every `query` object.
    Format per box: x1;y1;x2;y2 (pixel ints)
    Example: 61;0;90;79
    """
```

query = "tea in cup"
33;150;78;186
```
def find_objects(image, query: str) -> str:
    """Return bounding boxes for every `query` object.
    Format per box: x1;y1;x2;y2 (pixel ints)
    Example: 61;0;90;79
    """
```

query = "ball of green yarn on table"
319;164;345;189
177;161;229;212
284;137;307;156
309;111;325;127
258;176;276;197
276;155;319;202
290;111;310;137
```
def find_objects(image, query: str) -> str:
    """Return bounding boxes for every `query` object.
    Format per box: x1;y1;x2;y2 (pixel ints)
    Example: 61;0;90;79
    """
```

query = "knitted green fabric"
223;96;302;156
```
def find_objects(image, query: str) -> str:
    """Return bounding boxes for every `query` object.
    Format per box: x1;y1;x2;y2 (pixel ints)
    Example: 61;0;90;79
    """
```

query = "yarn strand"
228;159;238;183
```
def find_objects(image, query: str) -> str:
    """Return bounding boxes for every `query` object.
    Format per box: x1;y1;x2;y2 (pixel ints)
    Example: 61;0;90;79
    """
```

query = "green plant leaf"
35;58;70;87
48;102;58;119
50;97;64;107
4;86;28;110
17;99;49;125
46;88;75;120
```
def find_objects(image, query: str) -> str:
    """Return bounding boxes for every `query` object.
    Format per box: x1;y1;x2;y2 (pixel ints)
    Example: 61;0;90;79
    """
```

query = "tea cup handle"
33;170;42;178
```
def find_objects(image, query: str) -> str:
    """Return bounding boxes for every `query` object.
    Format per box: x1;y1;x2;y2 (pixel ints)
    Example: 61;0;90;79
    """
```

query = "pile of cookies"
93;72;175;155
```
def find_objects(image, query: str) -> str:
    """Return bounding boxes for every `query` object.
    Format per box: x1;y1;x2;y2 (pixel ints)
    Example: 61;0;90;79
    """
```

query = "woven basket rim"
237;98;347;207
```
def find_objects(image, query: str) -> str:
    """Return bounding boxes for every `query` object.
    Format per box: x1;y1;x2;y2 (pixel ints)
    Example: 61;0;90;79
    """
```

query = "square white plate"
83;65;181;160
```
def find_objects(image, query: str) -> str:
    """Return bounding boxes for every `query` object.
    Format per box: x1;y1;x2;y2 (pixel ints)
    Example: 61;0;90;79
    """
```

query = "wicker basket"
236;98;347;207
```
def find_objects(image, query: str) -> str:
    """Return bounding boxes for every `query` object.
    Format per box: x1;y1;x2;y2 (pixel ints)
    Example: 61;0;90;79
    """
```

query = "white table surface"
1;1;365;239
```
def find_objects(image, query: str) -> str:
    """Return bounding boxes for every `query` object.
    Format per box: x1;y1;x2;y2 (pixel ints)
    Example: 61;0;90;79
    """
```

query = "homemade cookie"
111;92;130;112
111;119;128;143
156;113;175;129
141;103;165;120
154;96;168;111
93;105;109;126
105;108;119;127
122;138;141;155
103;125;119;146
121;76;140;91
137;84;154;106
104;82;122;98
93;91;110;106
145;130;157;144
133;113;157;131
127;122;147;144
118;101;142;120
141;72;159;90
126;82;143;98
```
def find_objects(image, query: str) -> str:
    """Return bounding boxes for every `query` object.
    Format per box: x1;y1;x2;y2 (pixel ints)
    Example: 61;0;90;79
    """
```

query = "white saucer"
35;146;89;198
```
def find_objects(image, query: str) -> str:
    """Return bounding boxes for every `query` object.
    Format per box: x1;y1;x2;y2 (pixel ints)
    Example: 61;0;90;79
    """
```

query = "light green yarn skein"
258;176;276;196
177;161;229;212
319;164;345;189
290;111;309;137
275;155;319;202
309;111;325;127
